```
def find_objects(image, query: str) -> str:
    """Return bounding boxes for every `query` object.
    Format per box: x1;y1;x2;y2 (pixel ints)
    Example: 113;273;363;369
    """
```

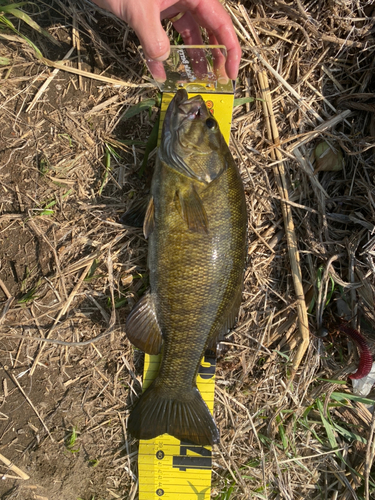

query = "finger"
126;2;171;82
128;3;170;61
93;0;169;81
188;0;241;80
146;59;167;83
207;33;228;84
171;11;203;45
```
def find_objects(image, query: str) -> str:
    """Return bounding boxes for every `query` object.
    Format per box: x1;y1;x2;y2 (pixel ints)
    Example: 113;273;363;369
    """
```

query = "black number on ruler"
172;440;212;471
198;352;216;380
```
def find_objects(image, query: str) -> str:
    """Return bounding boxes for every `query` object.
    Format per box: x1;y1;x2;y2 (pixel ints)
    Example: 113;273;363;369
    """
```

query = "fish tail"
128;382;219;446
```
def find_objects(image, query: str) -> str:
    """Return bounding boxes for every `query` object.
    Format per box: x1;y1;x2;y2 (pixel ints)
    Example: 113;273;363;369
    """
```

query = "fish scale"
152;162;246;392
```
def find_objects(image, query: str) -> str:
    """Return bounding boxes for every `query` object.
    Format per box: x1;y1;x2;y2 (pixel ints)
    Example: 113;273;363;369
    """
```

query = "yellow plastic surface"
138;90;234;500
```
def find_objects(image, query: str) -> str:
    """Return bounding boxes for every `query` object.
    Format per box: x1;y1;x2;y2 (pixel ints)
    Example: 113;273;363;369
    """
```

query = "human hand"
91;0;241;81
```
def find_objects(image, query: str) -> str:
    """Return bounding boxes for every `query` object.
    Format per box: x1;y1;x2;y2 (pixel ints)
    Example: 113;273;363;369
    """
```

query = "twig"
0;278;12;299
0;327;115;347
365;409;375;500
10;374;54;442
0;453;30;480
289;110;352;151
315;254;343;328
39;54;153;88
0;474;25;480
292;147;329;199
257;68;310;377
72;10;83;91
0;33;153;89
26;47;75;113
250;46;323;125
27;219;68;300
29;260;93;375
0;297;14;326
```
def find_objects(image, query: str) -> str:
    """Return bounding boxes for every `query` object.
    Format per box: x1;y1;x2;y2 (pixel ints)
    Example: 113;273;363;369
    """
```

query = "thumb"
128;4;170;61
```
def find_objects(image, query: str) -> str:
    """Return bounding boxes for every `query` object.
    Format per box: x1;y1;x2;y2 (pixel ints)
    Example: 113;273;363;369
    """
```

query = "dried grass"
1;0;375;498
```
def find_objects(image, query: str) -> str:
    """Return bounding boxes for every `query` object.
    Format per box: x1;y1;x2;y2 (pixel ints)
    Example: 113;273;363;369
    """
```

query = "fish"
124;89;247;446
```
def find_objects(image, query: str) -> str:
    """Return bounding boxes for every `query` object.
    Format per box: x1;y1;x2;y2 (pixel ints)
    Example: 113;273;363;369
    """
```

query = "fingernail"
154;76;166;83
153;49;170;62
218;76;229;85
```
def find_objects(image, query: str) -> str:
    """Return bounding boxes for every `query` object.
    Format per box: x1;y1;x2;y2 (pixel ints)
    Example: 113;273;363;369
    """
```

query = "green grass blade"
0;2;29;11
0;13;15;29
233;97;255;107
98;147;111;195
111;139;146;147
276;415;288;451
333;423;367;444
331;392;375;405
2;4;59;45
20;33;42;57
315;265;324;293
317;378;347;384
316;398;338;450
17;287;38;303
122;98;156;121
274;349;290;360
0;17;43;58
138;115;160;177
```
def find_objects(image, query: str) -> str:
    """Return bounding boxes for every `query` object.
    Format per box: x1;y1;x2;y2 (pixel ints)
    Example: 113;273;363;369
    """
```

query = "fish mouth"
164;89;208;133
175;90;209;124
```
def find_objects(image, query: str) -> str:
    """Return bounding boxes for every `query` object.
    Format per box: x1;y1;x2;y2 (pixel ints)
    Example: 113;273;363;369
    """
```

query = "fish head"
160;89;226;183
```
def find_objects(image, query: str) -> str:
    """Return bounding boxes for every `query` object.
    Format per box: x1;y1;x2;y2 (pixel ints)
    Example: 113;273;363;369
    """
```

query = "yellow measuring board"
138;352;216;499
138;88;234;499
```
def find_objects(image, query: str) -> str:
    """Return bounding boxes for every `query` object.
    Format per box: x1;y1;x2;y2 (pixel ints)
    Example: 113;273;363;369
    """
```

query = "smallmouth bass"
125;89;247;445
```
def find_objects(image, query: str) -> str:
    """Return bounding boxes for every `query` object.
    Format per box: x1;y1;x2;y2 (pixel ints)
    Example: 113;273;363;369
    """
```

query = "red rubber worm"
338;324;373;380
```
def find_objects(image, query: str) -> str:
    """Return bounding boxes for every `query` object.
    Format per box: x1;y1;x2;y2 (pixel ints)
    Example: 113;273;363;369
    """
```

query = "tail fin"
128;382;219;446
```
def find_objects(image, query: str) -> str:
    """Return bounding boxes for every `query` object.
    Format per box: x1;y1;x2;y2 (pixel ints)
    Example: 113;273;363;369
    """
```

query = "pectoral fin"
175;186;208;234
121;196;155;239
126;293;162;355
120;197;150;228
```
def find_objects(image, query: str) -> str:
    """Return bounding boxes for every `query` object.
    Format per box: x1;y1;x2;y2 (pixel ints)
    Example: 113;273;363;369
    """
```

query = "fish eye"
205;117;216;129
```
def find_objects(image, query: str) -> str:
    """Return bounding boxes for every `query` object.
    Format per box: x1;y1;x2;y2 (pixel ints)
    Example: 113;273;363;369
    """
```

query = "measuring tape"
137;47;234;499
138;352;216;499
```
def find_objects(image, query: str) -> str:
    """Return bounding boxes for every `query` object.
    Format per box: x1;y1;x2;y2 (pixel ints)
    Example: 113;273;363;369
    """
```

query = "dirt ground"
1;0;375;499
0;3;147;498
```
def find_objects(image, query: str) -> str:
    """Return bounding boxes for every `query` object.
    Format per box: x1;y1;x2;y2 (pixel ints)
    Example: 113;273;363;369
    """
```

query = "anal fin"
126;293;162;354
